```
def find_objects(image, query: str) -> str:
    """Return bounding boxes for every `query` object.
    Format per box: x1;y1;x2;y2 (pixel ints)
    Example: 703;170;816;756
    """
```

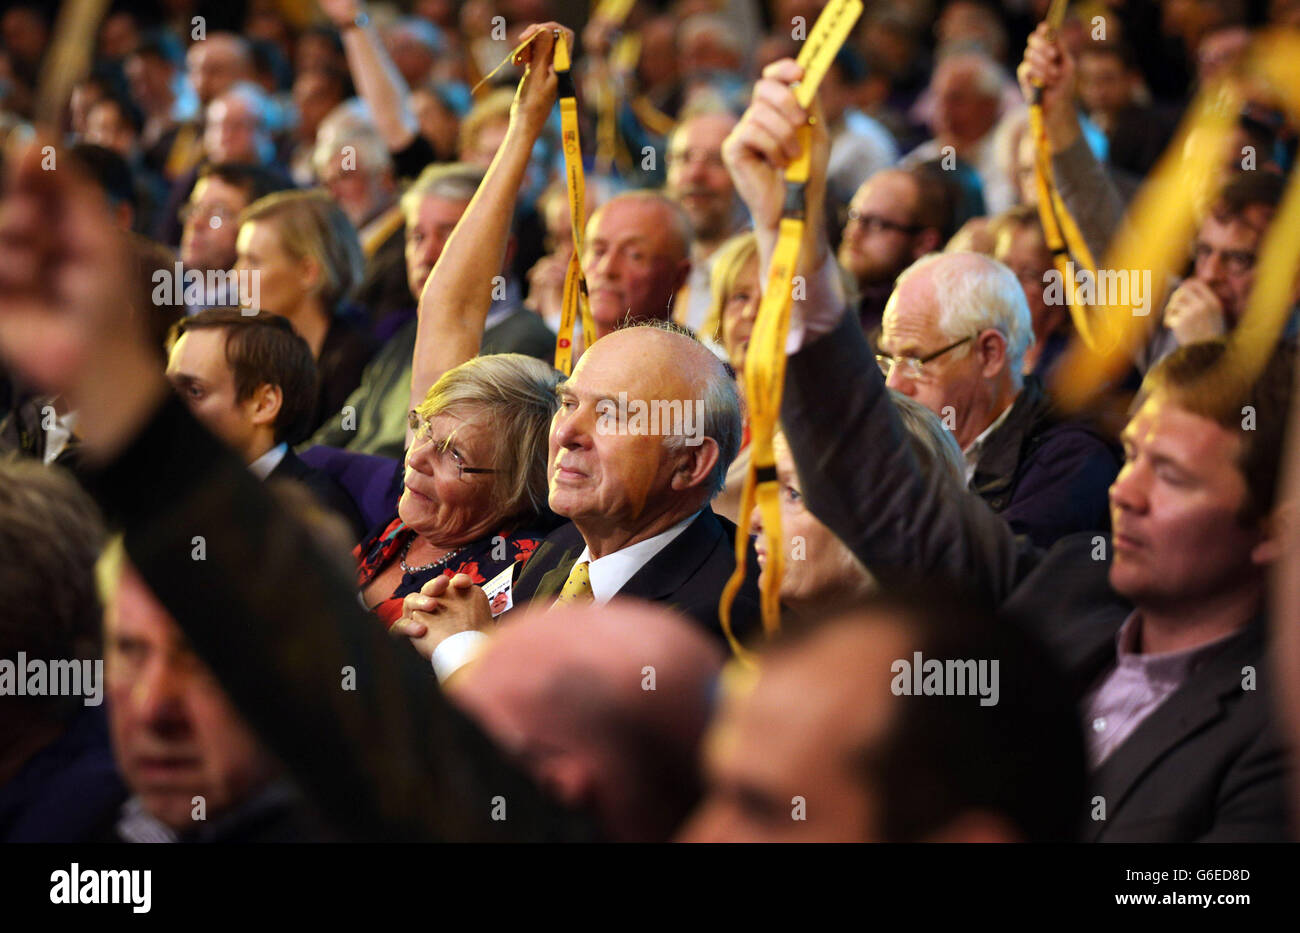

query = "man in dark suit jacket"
726;60;1291;842
165;308;365;538
397;324;761;668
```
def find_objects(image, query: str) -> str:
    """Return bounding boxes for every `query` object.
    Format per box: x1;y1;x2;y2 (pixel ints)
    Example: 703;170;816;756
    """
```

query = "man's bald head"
451;600;725;841
188;34;253;107
582;192;692;335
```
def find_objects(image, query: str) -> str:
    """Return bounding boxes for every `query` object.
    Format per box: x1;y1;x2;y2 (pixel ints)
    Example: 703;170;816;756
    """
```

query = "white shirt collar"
962;401;1014;486
248;442;289;481
574;511;701;604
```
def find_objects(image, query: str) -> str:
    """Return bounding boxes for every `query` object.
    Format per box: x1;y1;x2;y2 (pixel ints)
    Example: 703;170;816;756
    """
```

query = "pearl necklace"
400;536;465;575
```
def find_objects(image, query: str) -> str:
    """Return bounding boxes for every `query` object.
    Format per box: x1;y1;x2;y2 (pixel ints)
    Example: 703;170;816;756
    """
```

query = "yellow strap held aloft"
718;0;863;661
552;31;598;376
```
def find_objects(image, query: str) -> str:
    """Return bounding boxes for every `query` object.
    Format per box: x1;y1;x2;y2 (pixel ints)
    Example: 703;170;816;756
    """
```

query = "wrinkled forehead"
567;329;700;399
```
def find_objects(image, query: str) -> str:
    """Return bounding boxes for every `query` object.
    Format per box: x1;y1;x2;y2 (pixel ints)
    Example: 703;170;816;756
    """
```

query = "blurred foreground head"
449;601;725;842
680;587;1085;842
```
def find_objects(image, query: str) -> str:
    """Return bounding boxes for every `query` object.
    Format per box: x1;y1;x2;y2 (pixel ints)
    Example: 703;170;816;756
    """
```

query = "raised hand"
510;22;576;133
1017;23;1081;152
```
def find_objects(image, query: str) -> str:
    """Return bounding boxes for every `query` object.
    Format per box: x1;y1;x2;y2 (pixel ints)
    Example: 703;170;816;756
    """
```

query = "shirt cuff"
791;252;847;350
431;630;491;682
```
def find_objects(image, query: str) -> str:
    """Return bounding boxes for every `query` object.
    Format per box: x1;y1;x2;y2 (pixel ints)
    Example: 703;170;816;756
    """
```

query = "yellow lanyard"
551;32;599;375
718;0;863;659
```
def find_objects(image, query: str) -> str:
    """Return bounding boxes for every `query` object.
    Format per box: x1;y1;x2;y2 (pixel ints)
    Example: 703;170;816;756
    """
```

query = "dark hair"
778;584;1086;842
1211;170;1285;225
0;457;105;724
169;310;319;444
196;162;293;207
69;142;135;210
1142;340;1295;525
907;163;961;240
88;90;145;136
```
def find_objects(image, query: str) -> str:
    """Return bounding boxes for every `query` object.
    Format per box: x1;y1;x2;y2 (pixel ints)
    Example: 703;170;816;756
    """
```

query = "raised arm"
407;23;569;434
320;0;420;152
723;61;1038;605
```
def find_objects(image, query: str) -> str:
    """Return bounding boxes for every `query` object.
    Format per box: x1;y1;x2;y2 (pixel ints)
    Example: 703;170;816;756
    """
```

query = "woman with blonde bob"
235;189;376;432
354;353;560;628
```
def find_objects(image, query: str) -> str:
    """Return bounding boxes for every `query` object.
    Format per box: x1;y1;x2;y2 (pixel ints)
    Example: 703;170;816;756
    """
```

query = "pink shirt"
1081;614;1237;769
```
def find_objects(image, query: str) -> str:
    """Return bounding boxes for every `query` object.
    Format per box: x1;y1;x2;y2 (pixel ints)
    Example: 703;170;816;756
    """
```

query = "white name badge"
483;562;517;617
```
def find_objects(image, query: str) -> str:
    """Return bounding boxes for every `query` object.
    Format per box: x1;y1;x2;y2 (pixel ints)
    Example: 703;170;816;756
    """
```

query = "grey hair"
417;353;562;521
624;320;741;499
896;251;1034;380
312;104;395;178
890;390;966;483
400;162;484;225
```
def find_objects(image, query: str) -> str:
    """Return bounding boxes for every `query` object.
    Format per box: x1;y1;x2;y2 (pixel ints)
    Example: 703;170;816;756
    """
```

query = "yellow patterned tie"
554;560;594;606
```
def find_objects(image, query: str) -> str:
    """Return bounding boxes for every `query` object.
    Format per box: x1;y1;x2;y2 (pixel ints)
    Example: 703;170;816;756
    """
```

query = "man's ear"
1251;501;1293;567
672;258;692;298
976;328;1008;379
670;436;720;493
246;382;283;429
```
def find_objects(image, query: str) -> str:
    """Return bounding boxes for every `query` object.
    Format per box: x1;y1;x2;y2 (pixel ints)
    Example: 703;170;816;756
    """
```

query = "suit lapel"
1085;621;1264;840
617;510;723;603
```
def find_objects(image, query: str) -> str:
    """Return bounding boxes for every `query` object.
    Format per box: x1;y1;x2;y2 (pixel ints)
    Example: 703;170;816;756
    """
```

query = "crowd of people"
1;0;1300;844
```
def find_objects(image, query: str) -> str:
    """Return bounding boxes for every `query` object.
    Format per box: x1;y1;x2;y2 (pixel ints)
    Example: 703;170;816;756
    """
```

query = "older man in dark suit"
725;57;1291;842
397;322;761;675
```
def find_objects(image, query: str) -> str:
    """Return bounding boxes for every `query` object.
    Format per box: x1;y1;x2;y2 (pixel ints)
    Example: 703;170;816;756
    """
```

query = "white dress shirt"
247;442;289;480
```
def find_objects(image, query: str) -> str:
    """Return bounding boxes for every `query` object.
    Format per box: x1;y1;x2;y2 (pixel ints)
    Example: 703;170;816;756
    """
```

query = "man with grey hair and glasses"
876;250;1119;546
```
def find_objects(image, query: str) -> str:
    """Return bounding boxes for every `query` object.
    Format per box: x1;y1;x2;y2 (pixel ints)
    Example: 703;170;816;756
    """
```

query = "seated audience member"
1018;26;1293;376
234;189;376;433
165;310;364;538
96;544;329;842
1074;40;1176;177
311;109;409;334
386;29;759;659
877;251;1120;547
306;162;554;460
703;231;760;523
901;48;1018;214
0;459;125;841
449;601;724;841
355;354;560;627
665;107;745;334
179;162;293;311
753;416;963;622
990;206;1069;379
725;60;1292;840
680;587;1085;842
837;167;951;335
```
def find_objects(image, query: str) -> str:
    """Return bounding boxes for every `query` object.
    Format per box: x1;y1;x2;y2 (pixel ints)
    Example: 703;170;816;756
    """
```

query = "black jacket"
780;311;1288;842
970;375;1120;549
512;509;763;646
267;447;367;541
